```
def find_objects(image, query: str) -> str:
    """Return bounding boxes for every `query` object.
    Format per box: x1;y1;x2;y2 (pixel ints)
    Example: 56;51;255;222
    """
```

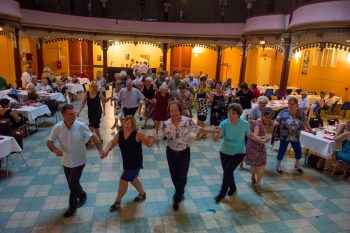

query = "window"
312;48;320;66
330;49;338;67
321;49;330;66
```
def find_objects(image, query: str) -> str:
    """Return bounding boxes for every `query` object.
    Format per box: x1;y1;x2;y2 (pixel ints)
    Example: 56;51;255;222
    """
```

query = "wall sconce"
192;46;203;57
347;52;350;64
295;51;302;60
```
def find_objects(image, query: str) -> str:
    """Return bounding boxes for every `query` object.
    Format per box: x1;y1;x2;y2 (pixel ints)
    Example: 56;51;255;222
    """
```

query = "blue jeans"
277;140;302;161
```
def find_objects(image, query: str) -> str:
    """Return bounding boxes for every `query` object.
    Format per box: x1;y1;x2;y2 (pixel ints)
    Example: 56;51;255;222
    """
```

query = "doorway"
257;56;271;85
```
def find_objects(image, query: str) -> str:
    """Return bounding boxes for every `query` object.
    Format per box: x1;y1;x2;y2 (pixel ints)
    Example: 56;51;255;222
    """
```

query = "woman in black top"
0;98;23;128
100;115;153;211
235;82;255;110
78;82;105;143
141;77;156;129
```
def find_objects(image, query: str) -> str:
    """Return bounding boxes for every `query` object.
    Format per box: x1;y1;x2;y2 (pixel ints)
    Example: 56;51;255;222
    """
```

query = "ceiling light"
259;40;265;45
346;40;350;43
0;27;3;31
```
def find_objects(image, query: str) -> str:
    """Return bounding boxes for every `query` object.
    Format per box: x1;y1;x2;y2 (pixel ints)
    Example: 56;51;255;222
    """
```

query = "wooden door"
68;40;93;79
170;45;192;76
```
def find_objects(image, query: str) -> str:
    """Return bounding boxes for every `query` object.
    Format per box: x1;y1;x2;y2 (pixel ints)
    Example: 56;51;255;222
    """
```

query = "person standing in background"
21;65;32;88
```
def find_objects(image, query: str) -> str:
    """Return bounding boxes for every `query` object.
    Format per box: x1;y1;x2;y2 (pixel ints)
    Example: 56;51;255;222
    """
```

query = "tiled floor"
1;95;350;233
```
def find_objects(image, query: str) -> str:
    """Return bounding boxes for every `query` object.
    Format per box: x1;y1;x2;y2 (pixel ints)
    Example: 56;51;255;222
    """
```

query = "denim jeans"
277;140;302;161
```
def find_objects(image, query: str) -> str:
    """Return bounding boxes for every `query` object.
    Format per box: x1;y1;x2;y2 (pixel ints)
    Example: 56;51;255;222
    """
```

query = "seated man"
298;91;309;114
324;91;337;109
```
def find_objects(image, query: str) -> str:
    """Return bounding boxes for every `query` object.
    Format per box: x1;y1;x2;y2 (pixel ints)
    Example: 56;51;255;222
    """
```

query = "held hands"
99;149;108;159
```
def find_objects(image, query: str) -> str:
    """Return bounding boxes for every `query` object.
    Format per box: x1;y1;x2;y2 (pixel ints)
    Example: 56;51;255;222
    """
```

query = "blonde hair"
122;115;137;131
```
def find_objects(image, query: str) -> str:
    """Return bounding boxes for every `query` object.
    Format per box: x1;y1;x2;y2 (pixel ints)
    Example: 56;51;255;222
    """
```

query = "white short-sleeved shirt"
21;71;32;87
156;116;198;151
48;120;93;168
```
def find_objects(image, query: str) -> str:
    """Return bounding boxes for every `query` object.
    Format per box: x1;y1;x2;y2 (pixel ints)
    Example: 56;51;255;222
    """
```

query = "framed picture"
97;55;101;61
125;54;130;60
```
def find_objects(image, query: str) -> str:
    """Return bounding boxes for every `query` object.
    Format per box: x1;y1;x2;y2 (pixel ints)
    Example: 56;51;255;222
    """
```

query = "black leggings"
219;152;245;195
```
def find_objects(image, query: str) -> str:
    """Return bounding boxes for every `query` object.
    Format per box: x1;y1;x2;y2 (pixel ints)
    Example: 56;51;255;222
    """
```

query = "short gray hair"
257;96;269;104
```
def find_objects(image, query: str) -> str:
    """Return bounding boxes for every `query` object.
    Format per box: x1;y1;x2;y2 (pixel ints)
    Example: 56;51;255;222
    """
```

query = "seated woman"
0;98;25;128
27;83;40;103
334;120;350;178
40;79;53;92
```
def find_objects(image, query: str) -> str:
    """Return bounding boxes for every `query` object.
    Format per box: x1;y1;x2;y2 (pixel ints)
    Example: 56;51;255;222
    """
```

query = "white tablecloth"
0;135;22;159
66;83;84;95
0;91;18;103
15;105;51;121
300;128;338;159
38;92;66;102
252;100;288;111
78;78;90;85
296;95;343;106
1;89;66;103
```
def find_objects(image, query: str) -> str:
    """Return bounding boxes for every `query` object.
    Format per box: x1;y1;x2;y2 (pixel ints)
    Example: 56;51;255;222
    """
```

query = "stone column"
278;38;292;98
162;43;168;72
13;28;22;88
102;40;108;80
215;46;222;82
36;39;44;79
239;40;247;85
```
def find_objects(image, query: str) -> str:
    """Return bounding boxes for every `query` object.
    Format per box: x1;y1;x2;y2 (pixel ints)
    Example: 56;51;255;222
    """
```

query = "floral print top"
156;116;198;151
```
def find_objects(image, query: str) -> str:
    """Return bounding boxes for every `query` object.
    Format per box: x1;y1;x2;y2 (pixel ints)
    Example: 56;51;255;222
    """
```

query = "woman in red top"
251;84;261;99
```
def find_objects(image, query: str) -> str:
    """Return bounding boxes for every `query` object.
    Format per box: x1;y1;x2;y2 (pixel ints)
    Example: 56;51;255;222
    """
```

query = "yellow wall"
245;48;283;86
43;41;70;76
288;48;350;100
0;35;16;85
245;49;258;85
93;43;103;77
106;43;162;69
220;47;242;85
190;47;217;79
19;38;39;76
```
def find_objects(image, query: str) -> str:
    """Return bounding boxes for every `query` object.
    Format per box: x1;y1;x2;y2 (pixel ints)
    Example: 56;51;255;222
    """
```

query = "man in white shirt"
298;91;309;114
21;65;32;88
47;104;103;218
118;79;144;116
139;61;149;74
324;91;337;108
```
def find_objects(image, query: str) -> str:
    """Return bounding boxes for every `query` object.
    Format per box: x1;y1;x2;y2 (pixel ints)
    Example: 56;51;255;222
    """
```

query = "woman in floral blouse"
151;101;217;211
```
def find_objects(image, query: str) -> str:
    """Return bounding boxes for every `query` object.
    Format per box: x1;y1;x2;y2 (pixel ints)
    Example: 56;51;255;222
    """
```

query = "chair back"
0;119;12;135
274;89;280;96
43;99;59;115
264;89;274;97
295;89;302;95
341;102;350;110
309;117;323;128
286;89;292;95
328;118;339;125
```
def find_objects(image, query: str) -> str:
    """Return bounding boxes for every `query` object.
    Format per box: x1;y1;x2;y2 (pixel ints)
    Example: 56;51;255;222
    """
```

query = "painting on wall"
302;50;310;75
97;55;102;61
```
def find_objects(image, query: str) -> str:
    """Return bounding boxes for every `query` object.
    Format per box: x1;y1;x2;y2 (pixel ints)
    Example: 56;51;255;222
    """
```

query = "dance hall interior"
0;0;350;232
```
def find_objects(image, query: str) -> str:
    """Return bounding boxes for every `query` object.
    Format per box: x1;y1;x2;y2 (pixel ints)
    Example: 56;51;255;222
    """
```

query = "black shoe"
173;202;179;211
215;194;225;203
296;167;303;174
276;166;283;174
77;198;86;208
134;192;146;202
63;208;76;218
227;188;236;196
109;203;120;212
